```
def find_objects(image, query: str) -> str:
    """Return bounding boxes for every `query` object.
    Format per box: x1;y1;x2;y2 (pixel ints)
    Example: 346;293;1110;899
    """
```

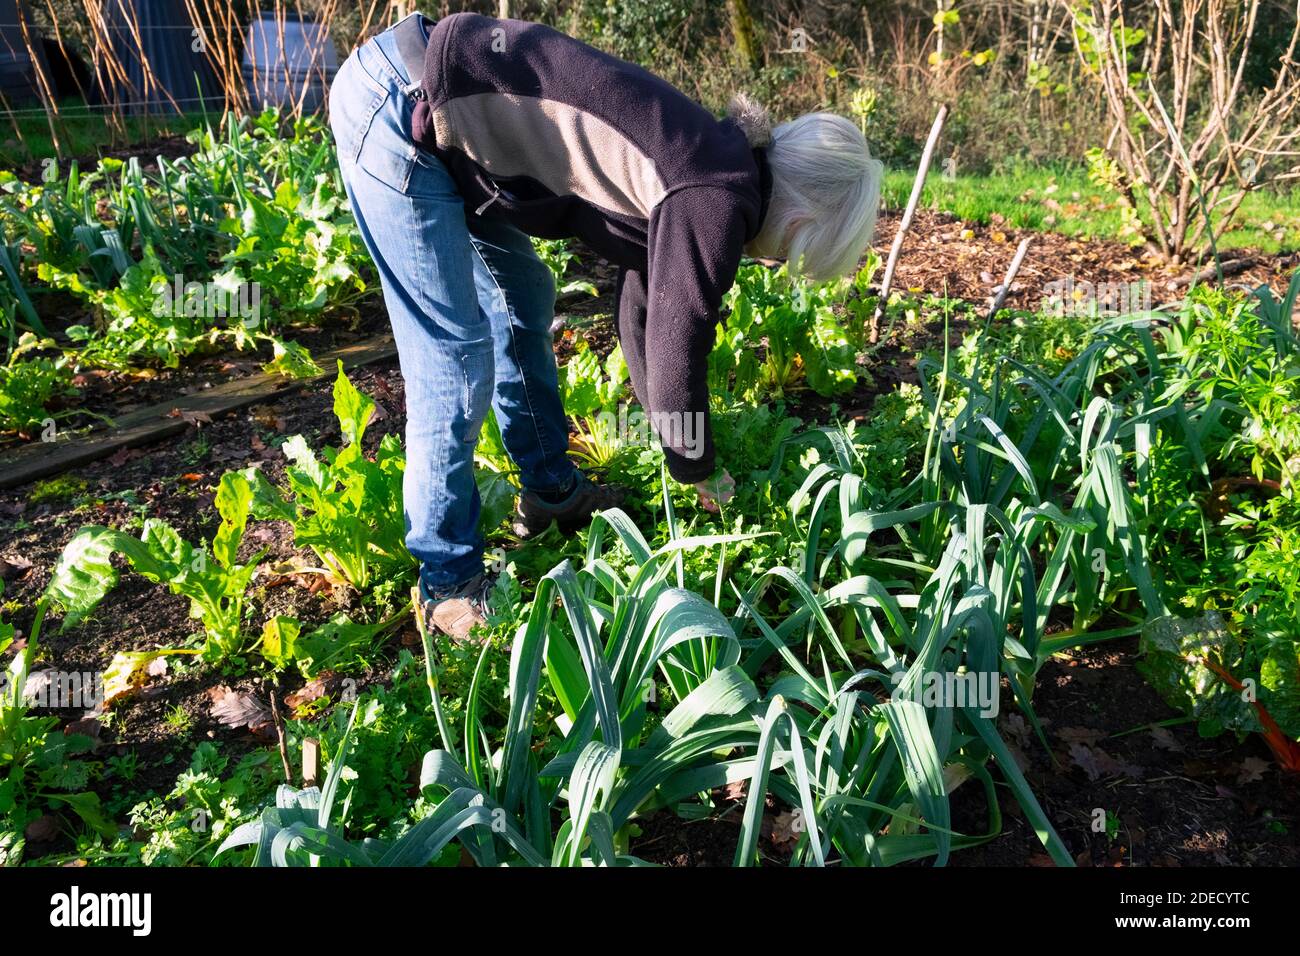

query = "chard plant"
713;263;862;402
531;237;599;299
0;109;367;394
45;471;262;661
0;334;76;434
244;364;414;593
557;339;631;469
259;610;407;678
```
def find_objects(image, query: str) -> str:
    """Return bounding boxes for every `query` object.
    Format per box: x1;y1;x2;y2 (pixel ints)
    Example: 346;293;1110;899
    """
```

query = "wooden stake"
870;103;949;344
269;690;293;784
986;236;1032;323
302;738;321;789
1171;254;1254;289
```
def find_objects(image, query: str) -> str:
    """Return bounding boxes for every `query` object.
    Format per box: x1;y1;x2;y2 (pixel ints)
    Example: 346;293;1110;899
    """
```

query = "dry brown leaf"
0;554;33;581
769;810;804;845
1237;757;1270;785
97;651;170;706
1069;742;1144;781
167;407;213;427
25;816;59;842
207;685;272;732
64;715;103;740
249;404;288;432
210;444;251;463
1058;726;1106;746
1149;726;1184;752
284;672;345;715
106;447;145;467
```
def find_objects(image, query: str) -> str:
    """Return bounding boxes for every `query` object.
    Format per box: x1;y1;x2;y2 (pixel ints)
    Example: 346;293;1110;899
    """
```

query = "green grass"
0;101;207;168
884;164;1300;254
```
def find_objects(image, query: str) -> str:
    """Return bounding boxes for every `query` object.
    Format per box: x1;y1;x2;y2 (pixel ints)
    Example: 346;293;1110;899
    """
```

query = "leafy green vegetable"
45;472;263;659
244;364;413;592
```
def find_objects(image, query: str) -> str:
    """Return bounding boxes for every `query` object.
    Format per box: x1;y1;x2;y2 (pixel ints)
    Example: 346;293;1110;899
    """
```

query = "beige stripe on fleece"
431;93;666;219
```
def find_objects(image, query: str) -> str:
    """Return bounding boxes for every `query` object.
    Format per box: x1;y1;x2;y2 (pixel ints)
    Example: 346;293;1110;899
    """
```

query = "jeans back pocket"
329;55;389;167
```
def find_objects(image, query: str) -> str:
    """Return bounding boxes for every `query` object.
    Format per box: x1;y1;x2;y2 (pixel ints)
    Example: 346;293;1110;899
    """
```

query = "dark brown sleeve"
634;187;747;483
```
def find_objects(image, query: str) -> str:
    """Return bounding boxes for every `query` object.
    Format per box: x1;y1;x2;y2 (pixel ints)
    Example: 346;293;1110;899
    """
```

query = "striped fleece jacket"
407;12;772;483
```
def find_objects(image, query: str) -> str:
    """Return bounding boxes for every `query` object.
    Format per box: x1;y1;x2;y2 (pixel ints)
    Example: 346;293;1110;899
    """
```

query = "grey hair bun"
727;93;772;148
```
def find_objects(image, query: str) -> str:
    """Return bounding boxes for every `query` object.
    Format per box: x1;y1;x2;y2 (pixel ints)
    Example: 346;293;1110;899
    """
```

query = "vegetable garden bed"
2;114;1299;869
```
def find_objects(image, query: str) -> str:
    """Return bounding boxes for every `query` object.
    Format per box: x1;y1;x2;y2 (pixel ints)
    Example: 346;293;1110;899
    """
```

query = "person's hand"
694;469;736;513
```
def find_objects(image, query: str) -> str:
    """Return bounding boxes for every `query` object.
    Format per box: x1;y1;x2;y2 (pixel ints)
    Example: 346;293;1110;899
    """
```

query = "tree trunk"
727;0;759;74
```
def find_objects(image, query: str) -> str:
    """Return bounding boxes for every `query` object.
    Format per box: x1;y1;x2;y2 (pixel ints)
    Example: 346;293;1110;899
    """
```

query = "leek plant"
720;310;1190;866
418;507;771;865
216;703;541;867
415;483;1074;865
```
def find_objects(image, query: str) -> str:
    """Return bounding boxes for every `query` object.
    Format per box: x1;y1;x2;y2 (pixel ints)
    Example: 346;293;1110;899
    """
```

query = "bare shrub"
1067;0;1300;264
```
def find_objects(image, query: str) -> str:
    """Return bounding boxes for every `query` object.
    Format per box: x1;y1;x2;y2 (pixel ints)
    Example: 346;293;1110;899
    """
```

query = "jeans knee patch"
460;348;494;445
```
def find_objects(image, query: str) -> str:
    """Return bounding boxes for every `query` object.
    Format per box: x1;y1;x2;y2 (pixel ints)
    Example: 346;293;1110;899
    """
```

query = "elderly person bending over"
328;11;883;637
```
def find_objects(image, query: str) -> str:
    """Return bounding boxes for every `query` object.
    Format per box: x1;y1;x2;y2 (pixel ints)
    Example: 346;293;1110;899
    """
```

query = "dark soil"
952;638;1300;867
631;803;793;867
552;241;619;362
5;132;198;183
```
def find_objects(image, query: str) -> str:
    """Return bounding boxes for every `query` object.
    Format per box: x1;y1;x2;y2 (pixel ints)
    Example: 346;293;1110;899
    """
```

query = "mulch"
876;208;1300;314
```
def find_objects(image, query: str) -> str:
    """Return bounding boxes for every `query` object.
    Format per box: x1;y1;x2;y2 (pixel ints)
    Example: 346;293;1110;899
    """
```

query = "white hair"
731;97;883;283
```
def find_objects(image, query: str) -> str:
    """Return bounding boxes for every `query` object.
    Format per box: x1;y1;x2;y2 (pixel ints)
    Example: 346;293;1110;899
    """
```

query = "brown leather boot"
418;573;492;641
512;473;627;538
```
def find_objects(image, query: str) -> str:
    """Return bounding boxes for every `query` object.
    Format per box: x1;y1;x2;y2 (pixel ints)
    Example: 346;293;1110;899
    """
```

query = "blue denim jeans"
328;19;576;592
